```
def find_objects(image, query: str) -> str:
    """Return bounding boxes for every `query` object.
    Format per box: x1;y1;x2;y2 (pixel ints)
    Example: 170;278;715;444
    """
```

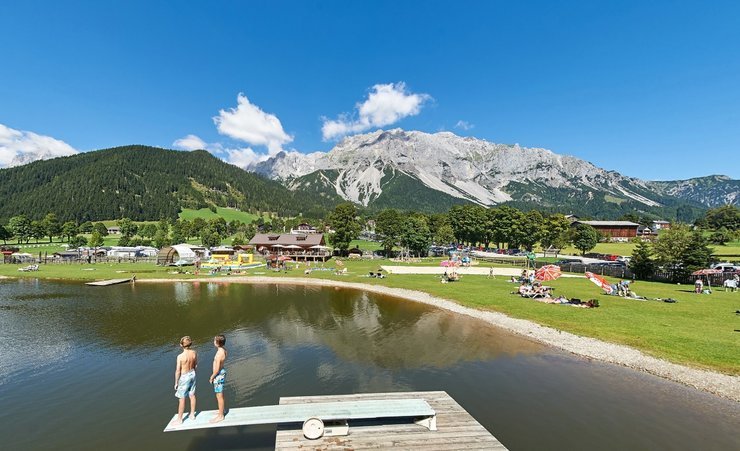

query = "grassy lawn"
713;240;740;257
349;239;384;251
179;207;264;223
2;256;738;375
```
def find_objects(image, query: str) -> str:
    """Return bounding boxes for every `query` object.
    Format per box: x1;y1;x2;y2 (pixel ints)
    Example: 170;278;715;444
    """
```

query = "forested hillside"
0;146;339;222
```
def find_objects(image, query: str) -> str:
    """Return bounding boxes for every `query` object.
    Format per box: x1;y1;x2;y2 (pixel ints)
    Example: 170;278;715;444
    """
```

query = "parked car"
711;263;740;272
555;259;581;265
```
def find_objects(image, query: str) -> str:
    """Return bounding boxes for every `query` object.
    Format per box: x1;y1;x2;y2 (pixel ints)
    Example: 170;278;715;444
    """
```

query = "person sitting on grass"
694;278;703;294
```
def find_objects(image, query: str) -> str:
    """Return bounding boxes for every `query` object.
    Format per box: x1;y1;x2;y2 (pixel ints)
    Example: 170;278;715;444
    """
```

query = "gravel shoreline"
140;276;739;402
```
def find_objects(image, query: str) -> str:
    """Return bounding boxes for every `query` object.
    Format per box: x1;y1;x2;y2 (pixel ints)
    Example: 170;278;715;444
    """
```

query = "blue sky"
1;0;738;179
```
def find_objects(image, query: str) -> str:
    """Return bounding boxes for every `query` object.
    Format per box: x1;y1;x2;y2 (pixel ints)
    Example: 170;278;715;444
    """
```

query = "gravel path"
137;276;740;402
380;265;581;277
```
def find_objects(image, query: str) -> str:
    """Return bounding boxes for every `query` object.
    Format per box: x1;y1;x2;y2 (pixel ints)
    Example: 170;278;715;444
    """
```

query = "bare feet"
209;414;225;424
172;418;183;426
190;411;197;420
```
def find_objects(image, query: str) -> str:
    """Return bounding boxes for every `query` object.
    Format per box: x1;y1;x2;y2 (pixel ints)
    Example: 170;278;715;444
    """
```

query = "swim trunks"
213;368;226;394
175;370;196;399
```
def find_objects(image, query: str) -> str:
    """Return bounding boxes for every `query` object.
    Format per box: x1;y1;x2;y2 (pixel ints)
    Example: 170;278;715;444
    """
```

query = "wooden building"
249;233;331;261
572;220;640;240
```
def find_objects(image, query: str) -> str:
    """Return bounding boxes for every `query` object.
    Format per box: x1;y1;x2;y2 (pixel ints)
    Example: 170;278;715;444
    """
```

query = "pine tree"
629;240;656;280
681;232;713;273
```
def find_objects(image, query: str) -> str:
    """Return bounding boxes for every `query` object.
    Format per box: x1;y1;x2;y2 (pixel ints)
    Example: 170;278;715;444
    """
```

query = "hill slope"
0;146;338;222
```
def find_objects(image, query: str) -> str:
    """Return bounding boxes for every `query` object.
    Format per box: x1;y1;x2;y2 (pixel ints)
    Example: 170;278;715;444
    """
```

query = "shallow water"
0;279;737;450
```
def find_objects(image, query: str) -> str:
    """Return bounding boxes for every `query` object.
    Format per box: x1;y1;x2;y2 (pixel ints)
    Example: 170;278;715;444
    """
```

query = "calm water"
0;279;737;450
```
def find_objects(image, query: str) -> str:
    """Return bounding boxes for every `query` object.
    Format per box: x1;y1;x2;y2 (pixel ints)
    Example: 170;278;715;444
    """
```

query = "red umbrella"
692;268;721;289
535;265;562;281
585;271;614;294
691;268;722;275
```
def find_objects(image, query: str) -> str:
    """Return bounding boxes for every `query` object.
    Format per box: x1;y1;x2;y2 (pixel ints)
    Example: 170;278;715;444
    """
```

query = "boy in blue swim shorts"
172;336;198;426
209;334;228;423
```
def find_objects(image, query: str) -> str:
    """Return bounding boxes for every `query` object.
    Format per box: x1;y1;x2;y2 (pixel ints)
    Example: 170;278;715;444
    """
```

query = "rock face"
648;176;740;208
250;129;740;212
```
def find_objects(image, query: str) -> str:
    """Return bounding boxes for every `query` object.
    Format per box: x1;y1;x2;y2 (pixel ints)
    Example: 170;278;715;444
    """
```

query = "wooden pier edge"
275;391;507;450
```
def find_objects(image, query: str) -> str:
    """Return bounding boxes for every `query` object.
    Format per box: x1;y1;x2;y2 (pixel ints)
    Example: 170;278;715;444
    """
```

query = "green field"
349;239;384;251
2;256;738;375
178;207;264;223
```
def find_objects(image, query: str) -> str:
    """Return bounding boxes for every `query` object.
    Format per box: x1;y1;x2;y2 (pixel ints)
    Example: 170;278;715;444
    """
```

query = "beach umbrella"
691;268;722;289
284;245;302;249
271;244;285;248
535;264;562;281
585;271;614;294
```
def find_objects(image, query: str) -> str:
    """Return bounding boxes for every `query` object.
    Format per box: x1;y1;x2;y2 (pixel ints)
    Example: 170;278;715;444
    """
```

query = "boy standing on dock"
173;336;198;425
209;334;228;423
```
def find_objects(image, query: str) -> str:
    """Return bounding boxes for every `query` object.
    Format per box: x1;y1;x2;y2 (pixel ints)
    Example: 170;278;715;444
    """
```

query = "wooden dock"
85;278;133;286
275;391;507;450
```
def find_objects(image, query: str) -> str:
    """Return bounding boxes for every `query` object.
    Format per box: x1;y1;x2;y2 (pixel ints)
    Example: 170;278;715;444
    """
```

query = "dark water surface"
0;279;737;450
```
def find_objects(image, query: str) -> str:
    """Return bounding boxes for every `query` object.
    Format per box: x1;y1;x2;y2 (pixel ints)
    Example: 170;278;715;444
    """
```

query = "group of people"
172;334;228;426
441;270;460;283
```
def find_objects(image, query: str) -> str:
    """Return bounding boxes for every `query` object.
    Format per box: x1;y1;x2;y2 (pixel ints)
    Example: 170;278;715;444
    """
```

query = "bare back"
212;347;227;374
178;349;197;373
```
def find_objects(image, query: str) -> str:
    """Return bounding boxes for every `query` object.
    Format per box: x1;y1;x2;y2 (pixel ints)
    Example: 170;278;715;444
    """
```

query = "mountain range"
1;130;737;222
250;129;738;217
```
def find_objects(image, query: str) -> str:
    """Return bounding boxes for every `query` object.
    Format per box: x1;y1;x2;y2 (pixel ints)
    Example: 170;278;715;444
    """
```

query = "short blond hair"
180;336;192;348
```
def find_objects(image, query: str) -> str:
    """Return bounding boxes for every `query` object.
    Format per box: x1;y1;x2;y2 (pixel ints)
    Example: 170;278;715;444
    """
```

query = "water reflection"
21;281;542;369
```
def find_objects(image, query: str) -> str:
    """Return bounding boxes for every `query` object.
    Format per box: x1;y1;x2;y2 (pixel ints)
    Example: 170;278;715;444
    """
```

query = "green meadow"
178;207;265;223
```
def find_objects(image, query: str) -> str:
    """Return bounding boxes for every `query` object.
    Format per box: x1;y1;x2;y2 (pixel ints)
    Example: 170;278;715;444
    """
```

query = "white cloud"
172;134;209;151
0;123;78;167
213;93;292;154
321;82;431;140
455;120;474;131
223;147;265;169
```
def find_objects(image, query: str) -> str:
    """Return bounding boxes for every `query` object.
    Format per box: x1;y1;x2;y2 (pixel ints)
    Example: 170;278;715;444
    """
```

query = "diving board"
85;278;133;286
163;398;436;436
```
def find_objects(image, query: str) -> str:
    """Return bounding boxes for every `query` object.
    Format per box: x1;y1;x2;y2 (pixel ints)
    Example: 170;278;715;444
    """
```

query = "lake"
0;279;737;450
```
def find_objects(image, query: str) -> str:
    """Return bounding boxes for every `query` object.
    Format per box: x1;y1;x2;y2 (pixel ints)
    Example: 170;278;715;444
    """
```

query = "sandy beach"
137;276;740;402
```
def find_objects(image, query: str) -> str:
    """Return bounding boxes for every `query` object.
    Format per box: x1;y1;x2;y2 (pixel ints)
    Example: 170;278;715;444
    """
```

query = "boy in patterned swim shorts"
209;334;228;423
172;336;198;426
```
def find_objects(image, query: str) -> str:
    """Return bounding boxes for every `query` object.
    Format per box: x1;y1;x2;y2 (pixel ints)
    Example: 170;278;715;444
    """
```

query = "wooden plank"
85;278;132;286
164;398;433;432
275;391;507;451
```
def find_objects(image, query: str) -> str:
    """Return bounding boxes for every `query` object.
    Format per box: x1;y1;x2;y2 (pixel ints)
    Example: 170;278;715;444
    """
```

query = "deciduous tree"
117;218;138;238
89;230;105;248
399;215;431;257
328;203;361;253
62;221;79;242
8;215;32;244
375;209;403;254
43;213;62;243
570;223;600;256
